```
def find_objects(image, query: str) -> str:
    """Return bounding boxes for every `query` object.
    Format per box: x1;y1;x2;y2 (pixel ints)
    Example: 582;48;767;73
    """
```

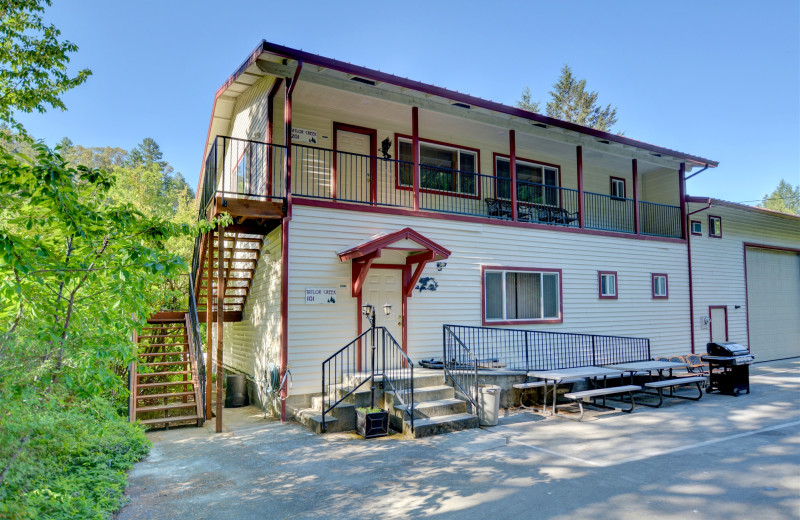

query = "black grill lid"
707;342;749;357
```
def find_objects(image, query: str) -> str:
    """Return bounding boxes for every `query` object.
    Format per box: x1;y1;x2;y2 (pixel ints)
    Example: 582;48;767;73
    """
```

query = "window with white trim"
398;139;477;195
495;157;559;205
599;272;617;298
652;274;668;299
610;177;626;199
691;220;702;236
485;268;561;322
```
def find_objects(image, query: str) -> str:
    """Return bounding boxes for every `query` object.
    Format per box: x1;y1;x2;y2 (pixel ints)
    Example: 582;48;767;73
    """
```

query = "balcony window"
495;157;559;205
398;139;478;195
610;177;626;199
484;267;561;323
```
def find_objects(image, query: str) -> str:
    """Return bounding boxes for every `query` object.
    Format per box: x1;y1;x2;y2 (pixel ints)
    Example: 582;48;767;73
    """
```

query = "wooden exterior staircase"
129;312;205;428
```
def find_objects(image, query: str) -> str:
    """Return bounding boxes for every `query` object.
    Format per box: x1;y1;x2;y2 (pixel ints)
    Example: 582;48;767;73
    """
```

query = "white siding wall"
219;227;282;379
287;205;691;395
688;203;800;353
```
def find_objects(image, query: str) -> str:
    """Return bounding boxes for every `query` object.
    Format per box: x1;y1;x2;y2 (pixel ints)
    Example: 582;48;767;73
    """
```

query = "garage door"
746;247;800;361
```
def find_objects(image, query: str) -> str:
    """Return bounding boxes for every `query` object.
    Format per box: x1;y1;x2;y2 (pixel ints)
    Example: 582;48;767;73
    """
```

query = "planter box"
356;409;389;439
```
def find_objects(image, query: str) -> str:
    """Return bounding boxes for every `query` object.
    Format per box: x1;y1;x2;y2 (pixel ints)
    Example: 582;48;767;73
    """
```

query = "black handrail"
443;326;479;415
376;327;414;434
188;233;206;418
443;324;650;372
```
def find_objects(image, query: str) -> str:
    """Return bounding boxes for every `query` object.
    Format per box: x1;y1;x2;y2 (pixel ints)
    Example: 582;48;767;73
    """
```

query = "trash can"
224;373;249;408
477;384;501;426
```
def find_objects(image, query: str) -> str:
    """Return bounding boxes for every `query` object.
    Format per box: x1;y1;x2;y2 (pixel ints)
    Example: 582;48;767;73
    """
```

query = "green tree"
515;86;540;113
517;65;619;132
0;0;91;133
757;179;800;215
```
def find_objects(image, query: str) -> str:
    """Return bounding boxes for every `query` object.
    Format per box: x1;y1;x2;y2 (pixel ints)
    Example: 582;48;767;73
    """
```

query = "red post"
215;228;224;433
632;159;640;234
205;230;213;420
412;107;420;212
679;162;687;240
576;146;585;228
509;130;518;221
265;78;282;198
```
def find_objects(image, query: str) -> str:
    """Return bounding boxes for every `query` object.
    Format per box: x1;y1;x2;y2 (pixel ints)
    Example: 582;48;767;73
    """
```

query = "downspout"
685;178;713;354
280;61;302;422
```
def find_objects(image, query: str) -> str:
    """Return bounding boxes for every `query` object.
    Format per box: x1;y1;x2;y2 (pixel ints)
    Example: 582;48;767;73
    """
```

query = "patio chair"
685;354;710;377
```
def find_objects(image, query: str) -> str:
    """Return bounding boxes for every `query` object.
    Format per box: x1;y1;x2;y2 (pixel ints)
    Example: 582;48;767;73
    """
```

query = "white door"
746;247;800;361
336;129;371;203
709;307;728;343
362;269;403;347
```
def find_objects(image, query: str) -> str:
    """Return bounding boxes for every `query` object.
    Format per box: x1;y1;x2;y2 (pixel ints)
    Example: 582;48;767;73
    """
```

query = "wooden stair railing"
129;313;204;428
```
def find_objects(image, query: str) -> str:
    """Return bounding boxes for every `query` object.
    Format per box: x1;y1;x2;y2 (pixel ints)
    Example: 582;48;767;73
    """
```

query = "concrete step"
391;398;467;420
404;412;480;438
389;384;454;405
293;402;356;434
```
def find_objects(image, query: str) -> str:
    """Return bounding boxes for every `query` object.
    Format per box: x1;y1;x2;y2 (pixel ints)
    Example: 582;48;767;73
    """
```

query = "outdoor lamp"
383;302;392;316
436;262;447;271
361;303;374;317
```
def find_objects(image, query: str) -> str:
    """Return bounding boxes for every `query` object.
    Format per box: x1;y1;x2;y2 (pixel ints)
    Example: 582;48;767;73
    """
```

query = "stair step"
392;398;467;420
139;415;202;426
136;402;198;413
137;380;195;389
136;391;196;400
137;371;191;378
138;342;188;347
141;361;190;367
405;412;480;438
141;326;184;330
138;352;186;357
391;384;455;403
138;334;186;339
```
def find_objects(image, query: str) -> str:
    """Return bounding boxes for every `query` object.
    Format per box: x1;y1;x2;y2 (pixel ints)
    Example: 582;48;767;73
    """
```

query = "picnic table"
604;360;706;407
527;366;637;419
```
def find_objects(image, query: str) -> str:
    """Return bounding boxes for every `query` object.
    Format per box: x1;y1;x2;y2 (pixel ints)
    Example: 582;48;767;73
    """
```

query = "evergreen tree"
757;179;800;215
517;65;619;132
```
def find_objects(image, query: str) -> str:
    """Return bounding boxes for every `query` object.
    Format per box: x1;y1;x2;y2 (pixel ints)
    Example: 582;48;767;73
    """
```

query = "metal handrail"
442;325;480;415
187;272;206;419
321;329;372;432
376;327;414;434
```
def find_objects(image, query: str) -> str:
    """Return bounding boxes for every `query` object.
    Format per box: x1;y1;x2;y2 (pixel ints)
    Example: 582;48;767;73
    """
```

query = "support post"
632;159;640;234
205;231;213;419
577;146;585;228
215;229;224;433
412;107;420;212
265;78;282;198
510;130;518;221
679;162;687;240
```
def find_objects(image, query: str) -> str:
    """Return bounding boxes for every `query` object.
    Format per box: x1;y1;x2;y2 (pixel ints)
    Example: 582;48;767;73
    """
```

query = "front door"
709;306;728;343
335;126;375;203
362;269;403;348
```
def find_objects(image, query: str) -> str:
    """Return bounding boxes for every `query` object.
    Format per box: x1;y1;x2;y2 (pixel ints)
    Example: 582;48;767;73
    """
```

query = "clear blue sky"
17;0;800;204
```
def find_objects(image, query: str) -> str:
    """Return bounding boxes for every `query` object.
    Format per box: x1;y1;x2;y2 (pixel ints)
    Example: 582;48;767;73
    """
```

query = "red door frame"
333;122;378;204
708;305;728;342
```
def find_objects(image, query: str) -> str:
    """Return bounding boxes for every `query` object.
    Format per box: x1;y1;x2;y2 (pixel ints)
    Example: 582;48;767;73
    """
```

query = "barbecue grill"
702;342;754;396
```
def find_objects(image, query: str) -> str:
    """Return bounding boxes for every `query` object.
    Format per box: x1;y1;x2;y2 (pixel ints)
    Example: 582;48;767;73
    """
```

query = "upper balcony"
202;135;682;239
197;41;718;241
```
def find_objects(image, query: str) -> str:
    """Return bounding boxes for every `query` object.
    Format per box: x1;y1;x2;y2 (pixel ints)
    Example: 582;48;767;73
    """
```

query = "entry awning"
337;227;451;297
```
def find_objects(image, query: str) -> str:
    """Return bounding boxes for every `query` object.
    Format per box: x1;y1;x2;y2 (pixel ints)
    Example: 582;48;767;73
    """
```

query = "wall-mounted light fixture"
734;305;741;309
383;302;392;316
436;262;447;271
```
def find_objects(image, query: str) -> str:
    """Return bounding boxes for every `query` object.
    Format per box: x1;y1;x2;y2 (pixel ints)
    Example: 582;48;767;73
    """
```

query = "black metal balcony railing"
639;200;681;238
199;136;683;238
199;136;286;218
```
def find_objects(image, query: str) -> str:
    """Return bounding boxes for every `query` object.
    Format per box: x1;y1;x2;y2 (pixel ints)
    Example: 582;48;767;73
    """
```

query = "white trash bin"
477;384;501;426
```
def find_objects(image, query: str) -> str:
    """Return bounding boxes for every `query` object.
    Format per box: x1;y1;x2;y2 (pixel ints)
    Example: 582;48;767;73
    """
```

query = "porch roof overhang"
338;228;450;298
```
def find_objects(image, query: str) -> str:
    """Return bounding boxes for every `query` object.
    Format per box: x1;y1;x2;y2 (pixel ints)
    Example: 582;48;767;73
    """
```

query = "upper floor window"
690;220;702;236
495;156;560;205
610;177;626;199
709;215;722;238
652;273;668;299
598;271;618;299
398;138;478;196
484;267;561;323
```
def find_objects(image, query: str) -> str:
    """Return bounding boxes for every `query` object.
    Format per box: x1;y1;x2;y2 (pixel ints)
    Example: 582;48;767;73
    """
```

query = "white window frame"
483;268;562;323
610;177;626;199
495;156;560;205
652;274;668;299
599;271;617;299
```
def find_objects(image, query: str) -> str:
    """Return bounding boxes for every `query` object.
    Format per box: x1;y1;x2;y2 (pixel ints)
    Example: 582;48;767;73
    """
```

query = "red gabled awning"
337;228;451;297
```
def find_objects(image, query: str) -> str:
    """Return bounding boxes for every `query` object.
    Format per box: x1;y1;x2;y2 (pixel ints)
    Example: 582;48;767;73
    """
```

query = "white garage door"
746;247;800;361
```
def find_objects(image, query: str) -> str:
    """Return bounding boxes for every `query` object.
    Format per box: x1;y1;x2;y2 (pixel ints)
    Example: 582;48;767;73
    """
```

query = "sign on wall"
305;288;337;304
291;128;318;144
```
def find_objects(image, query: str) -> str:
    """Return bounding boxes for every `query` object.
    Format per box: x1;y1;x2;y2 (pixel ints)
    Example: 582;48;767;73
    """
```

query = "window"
690;220;702;236
610;177;626;199
709;215;722;238
652;274;668;299
398;138;478;195
484;267;561;323
598;271;618;299
495;156;559;205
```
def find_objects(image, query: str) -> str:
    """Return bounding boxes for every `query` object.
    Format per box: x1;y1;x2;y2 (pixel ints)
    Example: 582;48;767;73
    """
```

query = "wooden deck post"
510;130;518;221
412;106;420;212
205;230;213;420
679;162;687;240
577;145;585;228
216;229;224;433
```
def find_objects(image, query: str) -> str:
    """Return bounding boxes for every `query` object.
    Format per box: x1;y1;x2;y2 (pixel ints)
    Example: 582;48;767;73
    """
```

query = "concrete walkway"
117;359;800;520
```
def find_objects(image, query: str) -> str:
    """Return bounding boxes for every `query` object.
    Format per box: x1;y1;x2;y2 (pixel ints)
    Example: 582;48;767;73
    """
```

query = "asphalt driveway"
117;359;800;520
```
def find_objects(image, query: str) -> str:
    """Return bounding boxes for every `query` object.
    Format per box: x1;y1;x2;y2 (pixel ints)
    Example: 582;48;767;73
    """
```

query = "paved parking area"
118;359;800;520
